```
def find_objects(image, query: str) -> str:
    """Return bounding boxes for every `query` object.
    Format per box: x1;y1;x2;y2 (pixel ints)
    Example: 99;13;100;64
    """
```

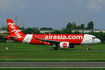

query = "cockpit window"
92;37;96;40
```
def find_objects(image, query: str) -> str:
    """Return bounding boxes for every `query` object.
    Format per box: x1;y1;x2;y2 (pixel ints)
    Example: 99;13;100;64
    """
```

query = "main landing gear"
51;47;58;50
51;44;58;50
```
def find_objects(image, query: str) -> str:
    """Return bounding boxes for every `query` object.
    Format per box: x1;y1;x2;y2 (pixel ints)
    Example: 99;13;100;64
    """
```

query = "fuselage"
5;33;101;45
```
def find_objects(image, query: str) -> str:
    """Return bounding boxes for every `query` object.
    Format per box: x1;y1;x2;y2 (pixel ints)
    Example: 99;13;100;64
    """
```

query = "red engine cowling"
60;42;70;48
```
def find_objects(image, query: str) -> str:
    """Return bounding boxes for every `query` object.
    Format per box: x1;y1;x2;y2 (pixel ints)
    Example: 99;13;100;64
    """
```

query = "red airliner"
5;19;101;50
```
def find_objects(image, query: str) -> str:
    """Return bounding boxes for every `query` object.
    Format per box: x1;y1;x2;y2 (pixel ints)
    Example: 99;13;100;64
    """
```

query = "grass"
0;43;105;62
0;43;105;50
1;51;105;62
1;43;105;51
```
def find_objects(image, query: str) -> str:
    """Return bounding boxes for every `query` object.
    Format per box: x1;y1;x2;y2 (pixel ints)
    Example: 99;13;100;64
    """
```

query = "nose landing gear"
86;45;89;50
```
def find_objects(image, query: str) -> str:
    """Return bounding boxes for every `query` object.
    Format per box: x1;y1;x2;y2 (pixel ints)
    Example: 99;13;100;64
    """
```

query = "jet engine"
60;42;74;48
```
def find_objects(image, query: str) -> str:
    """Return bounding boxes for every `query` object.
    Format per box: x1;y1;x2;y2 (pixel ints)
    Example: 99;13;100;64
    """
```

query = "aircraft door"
85;34;89;41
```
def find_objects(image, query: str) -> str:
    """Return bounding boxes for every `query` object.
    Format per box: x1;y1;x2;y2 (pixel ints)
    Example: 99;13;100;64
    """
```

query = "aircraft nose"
97;39;101;43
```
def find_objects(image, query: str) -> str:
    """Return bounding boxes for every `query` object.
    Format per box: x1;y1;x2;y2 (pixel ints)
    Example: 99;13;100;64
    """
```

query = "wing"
31;33;60;45
40;39;60;45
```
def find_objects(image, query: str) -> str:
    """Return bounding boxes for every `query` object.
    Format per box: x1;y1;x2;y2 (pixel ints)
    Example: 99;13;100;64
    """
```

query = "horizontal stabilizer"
5;35;17;39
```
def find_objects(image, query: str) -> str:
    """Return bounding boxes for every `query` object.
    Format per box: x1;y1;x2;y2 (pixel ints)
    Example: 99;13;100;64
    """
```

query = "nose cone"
97;39;101;44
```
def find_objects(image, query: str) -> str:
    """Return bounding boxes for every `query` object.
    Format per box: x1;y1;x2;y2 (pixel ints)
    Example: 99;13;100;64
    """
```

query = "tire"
51;47;55;50
55;47;58;50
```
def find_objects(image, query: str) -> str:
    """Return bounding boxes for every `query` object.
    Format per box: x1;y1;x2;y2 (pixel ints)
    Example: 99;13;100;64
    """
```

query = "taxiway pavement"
0;62;105;68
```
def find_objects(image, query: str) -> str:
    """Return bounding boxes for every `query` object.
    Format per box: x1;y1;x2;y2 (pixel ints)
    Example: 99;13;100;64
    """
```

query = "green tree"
61;28;67;34
0;35;6;43
40;27;47;30
76;25;81;29
66;22;72;29
40;27;53;30
86;21;94;29
0;26;6;30
22;28;35;34
21;27;25;31
47;27;53;30
61;28;72;34
81;24;85;29
72;21;76;29
22;27;40;34
51;29;61;34
33;27;40;34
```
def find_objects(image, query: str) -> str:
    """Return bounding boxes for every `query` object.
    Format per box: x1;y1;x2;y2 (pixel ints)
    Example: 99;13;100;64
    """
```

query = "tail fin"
6;19;24;38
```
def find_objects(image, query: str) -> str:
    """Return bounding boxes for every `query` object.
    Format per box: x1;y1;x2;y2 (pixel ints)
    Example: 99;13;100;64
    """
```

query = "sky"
0;0;105;29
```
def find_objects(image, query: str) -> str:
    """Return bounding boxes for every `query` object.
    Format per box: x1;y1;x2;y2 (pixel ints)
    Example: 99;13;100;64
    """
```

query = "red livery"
5;19;101;50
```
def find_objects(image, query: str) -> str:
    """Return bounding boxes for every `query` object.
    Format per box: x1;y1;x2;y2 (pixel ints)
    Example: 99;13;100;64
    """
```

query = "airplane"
5;19;101;50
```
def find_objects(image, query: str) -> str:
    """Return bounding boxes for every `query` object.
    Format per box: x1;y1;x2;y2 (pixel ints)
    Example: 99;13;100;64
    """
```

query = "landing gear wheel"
51;47;58;50
55;47;58;50
87;47;89;50
51;47;55;50
86;45;89;50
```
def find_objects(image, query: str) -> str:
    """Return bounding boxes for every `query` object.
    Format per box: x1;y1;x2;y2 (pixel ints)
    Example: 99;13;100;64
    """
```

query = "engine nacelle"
60;42;74;48
60;42;70;48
